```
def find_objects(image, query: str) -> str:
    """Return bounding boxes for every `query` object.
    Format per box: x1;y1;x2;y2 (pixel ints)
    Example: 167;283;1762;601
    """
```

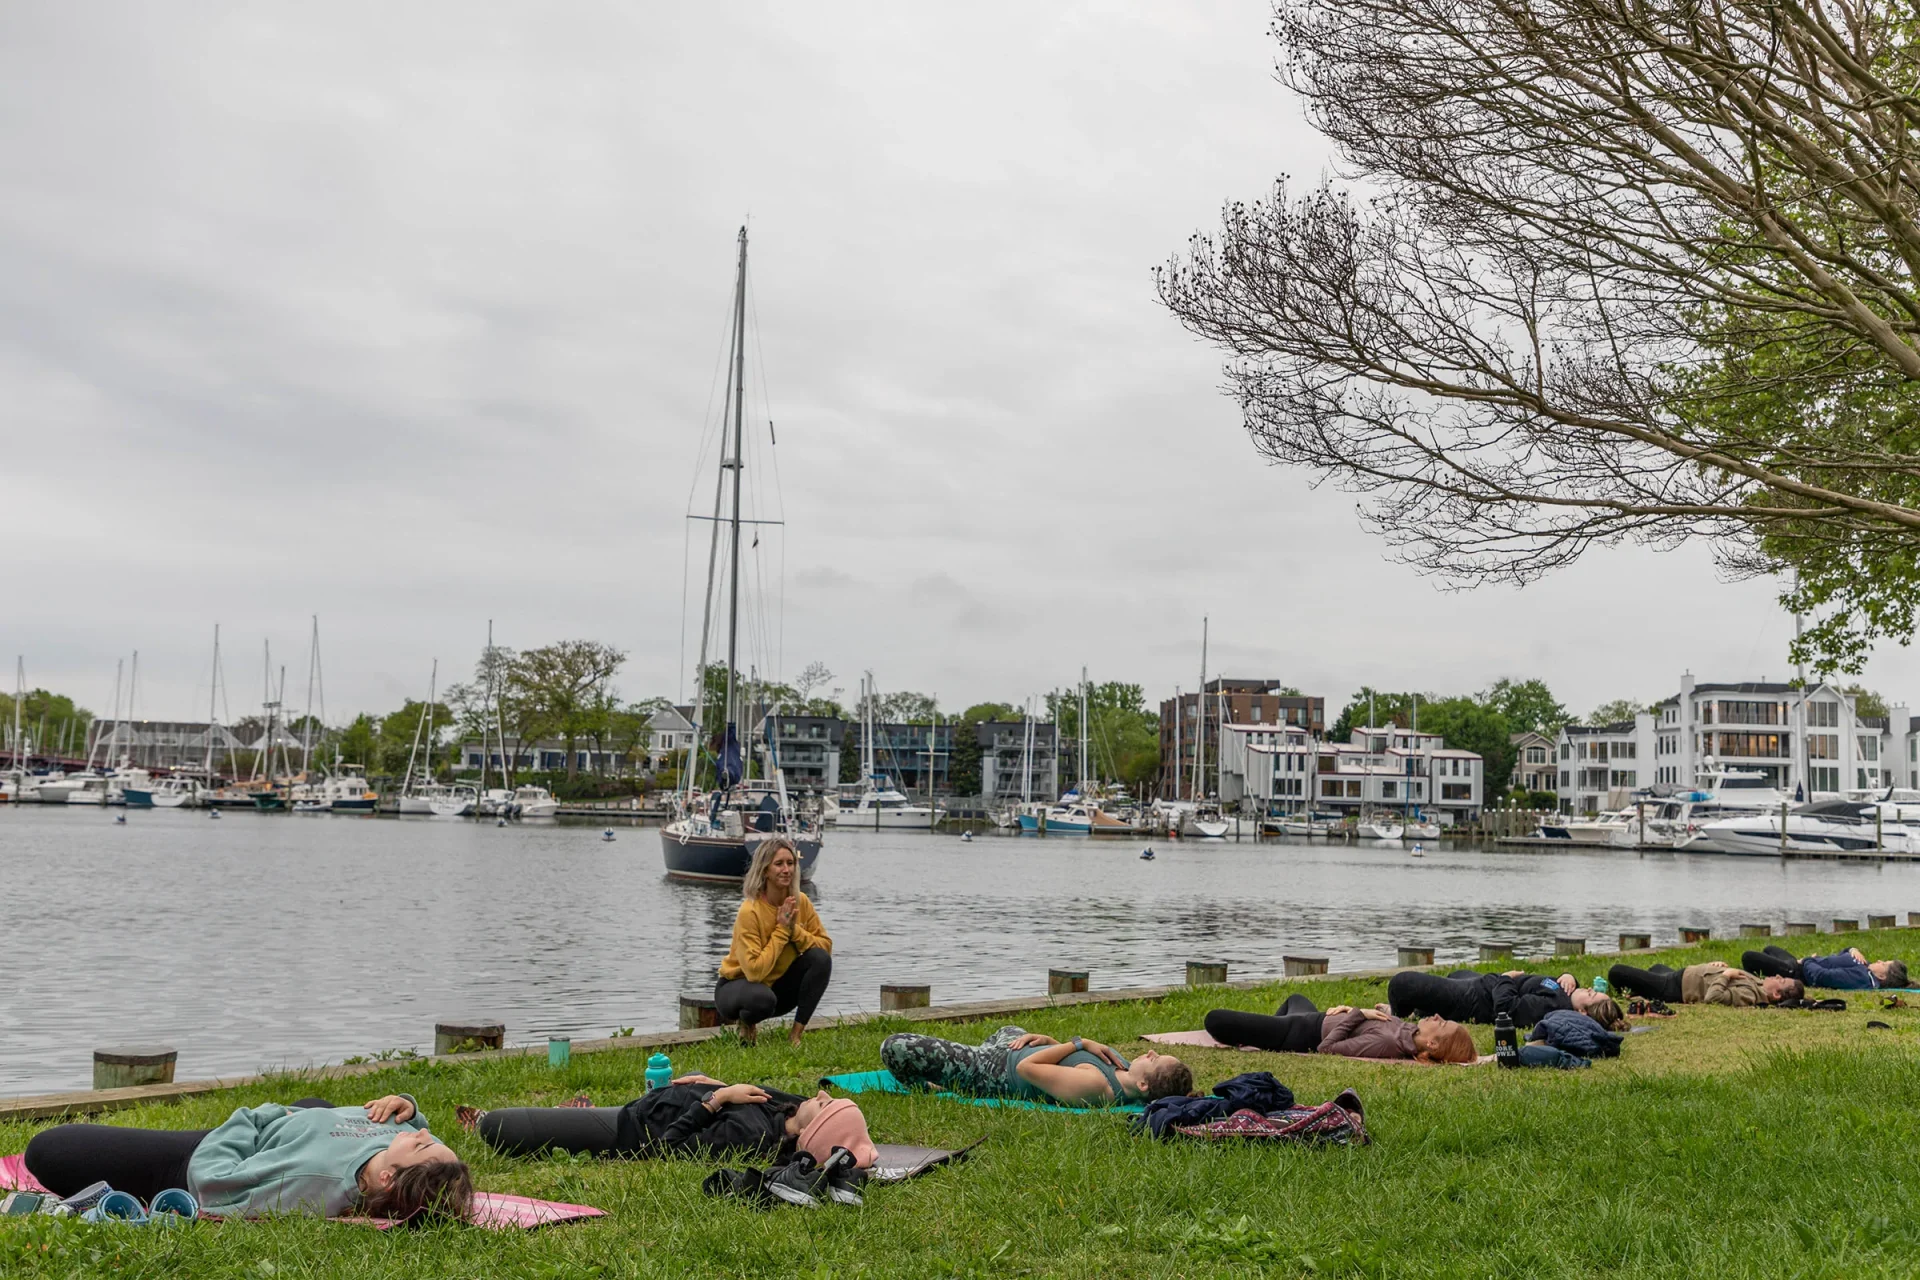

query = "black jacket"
613;1083;803;1159
1486;973;1573;1027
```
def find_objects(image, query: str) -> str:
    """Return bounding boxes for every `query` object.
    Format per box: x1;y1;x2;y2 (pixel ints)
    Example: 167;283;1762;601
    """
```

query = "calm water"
4;805;1919;1095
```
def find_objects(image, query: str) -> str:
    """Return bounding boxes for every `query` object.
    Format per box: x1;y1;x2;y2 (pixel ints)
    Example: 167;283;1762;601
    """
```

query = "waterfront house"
647;705;697;769
1509;731;1556;797
1555;715;1654;815
1220;721;1484;826
1159;678;1325;800
749;713;843;793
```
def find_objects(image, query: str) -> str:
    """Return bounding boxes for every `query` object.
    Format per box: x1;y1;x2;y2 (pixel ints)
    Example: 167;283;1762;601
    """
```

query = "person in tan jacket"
715;838;833;1046
1608;960;1800;1006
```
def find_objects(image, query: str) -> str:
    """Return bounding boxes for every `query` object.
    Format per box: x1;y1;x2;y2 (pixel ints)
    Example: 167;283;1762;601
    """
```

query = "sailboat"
842;673;943;829
660;227;823;883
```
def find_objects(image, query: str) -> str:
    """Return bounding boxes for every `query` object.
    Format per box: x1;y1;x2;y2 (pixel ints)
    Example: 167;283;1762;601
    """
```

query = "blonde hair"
741;837;800;902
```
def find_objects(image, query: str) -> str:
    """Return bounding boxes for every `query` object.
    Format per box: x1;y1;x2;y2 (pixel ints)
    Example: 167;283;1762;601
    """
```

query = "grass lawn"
6;931;1920;1278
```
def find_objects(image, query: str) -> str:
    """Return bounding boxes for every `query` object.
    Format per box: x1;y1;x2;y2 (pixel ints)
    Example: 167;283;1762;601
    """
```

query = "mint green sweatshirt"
186;1097;430;1218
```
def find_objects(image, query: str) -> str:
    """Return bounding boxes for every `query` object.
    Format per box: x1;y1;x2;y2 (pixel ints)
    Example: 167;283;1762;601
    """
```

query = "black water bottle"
1494;1010;1519;1069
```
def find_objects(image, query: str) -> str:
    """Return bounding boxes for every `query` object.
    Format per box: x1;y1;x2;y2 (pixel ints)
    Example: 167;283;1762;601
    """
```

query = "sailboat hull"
660;828;823;884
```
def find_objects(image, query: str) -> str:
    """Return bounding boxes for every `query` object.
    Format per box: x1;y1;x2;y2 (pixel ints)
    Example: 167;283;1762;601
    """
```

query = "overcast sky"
7;1;1918;728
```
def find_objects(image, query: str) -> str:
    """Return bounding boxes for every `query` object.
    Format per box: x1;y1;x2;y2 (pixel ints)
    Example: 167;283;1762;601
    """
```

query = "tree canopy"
1160;1;1920;675
1481;679;1571;737
1587;699;1648;727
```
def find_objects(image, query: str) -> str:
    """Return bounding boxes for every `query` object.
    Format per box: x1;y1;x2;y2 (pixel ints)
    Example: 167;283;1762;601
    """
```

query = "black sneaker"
702;1167;772;1208
764;1153;827;1208
820;1147;865;1206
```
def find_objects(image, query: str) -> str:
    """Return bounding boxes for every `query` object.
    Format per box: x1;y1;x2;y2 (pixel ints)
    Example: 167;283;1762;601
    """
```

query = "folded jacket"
1210;1072;1295;1113
1528;1009;1624;1059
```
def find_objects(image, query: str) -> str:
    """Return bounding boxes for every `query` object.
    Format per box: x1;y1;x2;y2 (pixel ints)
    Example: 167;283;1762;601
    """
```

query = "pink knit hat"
797;1098;877;1168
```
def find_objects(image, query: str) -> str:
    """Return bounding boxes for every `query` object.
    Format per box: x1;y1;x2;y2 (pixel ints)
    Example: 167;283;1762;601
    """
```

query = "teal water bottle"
645;1052;673;1091
1592;976;1610;995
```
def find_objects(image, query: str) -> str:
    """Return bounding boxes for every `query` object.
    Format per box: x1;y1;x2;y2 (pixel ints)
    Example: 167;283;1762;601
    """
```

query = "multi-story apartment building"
844;722;954;795
975;720;1060;803
1159;678;1325;799
1554;715;1654;815
1219;722;1485;825
752;713;844;792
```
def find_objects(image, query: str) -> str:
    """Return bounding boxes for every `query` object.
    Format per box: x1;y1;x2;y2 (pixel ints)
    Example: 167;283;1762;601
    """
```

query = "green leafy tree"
1047;683;1159;791
1418;698;1516;803
1480;679;1571;737
1328;689;1430;742
1843;685;1891;720
1587;700;1648;727
508;641;628;782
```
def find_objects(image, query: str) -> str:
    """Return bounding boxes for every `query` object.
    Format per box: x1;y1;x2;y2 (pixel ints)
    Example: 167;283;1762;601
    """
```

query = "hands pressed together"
362;1095;416;1123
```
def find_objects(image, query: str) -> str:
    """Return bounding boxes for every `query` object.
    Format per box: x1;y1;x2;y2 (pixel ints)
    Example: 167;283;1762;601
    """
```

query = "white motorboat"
509;785;558;817
842;781;943;829
319;768;378;812
33;773;82;804
1692;800;1920;856
1539;808;1639;844
149;777;203;809
292;798;329;814
429;785;479;817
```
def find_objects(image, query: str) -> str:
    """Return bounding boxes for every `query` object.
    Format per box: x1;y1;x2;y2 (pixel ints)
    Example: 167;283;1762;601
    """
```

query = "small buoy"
602;829;616;842
496;818;507;828
114;814;127;825
960;830;973;843
1140;847;1155;861
209;809;221;819
1410;843;1425;857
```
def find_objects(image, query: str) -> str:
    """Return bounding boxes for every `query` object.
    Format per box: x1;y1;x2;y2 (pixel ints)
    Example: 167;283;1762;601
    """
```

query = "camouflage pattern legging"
879;1025;1027;1096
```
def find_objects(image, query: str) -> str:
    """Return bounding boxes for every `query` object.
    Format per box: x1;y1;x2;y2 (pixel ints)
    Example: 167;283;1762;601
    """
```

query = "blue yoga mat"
821;1070;1144;1115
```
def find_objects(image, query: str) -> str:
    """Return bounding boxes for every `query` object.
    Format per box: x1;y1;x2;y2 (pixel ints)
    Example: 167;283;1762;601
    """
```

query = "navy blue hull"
660;828;823;883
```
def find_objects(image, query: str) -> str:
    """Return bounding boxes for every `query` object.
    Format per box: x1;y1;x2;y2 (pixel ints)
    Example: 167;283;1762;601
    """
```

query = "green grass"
8;932;1920;1277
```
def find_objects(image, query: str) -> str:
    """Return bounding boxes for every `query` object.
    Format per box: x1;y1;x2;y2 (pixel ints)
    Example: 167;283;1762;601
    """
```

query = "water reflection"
1;807;1914;1093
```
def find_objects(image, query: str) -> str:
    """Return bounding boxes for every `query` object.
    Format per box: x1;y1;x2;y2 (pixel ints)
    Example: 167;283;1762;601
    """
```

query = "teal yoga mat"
820;1070;1144;1115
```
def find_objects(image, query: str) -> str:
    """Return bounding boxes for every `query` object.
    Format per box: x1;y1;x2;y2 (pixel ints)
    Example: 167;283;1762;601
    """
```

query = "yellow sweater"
718;894;832;984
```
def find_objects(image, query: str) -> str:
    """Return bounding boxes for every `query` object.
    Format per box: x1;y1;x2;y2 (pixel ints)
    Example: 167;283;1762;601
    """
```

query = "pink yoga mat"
1142;1031;1494;1066
1;1153;602;1230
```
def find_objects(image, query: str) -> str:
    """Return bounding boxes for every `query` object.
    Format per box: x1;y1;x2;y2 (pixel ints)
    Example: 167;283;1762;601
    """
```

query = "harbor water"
5;805;1919;1095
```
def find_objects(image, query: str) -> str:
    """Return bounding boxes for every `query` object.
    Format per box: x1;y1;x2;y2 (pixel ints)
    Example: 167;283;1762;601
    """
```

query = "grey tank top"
1004;1044;1129;1105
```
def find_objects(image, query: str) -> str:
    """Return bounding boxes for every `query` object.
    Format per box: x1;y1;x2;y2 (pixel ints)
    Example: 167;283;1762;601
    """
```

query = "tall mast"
11;657;22;771
301;616;319;775
1172;685;1181;803
422;658;438;782
1194;617;1208;802
722;225;748;766
205;625;220;779
1080;667;1091;793
126;651;138;768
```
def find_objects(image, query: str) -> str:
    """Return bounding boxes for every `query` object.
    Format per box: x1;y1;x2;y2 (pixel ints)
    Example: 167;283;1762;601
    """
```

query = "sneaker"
59;1183;115;1214
701;1167;773;1209
763;1153;827;1208
148;1189;198;1224
820;1147;865;1206
81;1190;148;1224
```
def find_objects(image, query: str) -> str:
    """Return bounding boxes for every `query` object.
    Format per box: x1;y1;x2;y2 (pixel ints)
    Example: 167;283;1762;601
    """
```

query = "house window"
1808;701;1839;728
1859;737;1880;762
1442;783;1471;800
1382;781;1397;799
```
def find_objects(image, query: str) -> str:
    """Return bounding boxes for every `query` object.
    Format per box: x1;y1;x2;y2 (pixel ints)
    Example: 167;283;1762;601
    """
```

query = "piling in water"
1833;918;1860;933
1679;927;1711;944
1186;961;1229;986
1283;955;1329;977
1554;937;1587;957
1739;923;1771;938
1784;922;1816;935
1397;946;1435;967
1047;968;1089;996
1618;932;1652;951
94;1046;176;1091
1479;942;1516;965
678;996;720;1030
880;984;931;1012
434;1020;504;1056
1868;914;1896;930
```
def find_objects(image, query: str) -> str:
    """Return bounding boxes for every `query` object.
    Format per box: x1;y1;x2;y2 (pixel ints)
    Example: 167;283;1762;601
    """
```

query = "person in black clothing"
472;1075;866;1166
1387;968;1614;1027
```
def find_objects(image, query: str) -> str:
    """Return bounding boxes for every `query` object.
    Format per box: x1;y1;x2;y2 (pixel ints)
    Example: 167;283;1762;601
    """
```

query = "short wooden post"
1047;968;1089;996
678;995;720;1030
1869;913;1896;930
879;983;931;1011
1833;918;1860;933
1784;921;1817;935
1554;937;1587;957
93;1045;176;1090
1910;911;1920;928
435;1020;504;1055
1618;931;1652;951
1479;942;1515;965
1283;955;1329;977
1185;960;1229;985
1739;923;1771;938
1397;946;1436;967
1679;926;1711;944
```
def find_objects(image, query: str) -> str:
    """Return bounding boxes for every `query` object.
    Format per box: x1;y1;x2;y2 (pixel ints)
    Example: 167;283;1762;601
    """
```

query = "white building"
647;706;698;769
1220;722;1484;825
1554;714;1655;815
1603;674;1914;804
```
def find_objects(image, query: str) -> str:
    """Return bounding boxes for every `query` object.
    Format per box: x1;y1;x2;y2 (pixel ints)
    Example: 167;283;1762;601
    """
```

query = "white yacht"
149;777;204;809
842;779;943;829
1692;799;1920;856
63;776;113;806
509;785;559;817
429;785;479;817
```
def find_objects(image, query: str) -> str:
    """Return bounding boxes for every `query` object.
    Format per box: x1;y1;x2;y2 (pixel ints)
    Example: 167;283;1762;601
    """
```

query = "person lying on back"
1387;968;1619;1028
1204;993;1479;1062
1607;960;1800;1006
880;1026;1192;1106
1741;944;1907;991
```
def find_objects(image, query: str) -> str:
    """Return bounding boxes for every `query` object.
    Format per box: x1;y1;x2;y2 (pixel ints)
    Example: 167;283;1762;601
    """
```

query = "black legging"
1204;993;1326;1052
1607;963;1683;1003
714;946;832;1027
1742;946;1803;981
477;1107;622;1158
1387;970;1495;1023
24;1098;333;1201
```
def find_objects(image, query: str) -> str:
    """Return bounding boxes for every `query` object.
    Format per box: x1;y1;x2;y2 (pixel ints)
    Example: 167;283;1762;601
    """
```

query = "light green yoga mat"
820;1069;1144;1115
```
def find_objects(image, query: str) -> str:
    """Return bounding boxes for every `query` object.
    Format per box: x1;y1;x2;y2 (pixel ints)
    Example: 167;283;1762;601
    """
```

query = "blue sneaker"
81;1190;148;1224
149;1188;198;1224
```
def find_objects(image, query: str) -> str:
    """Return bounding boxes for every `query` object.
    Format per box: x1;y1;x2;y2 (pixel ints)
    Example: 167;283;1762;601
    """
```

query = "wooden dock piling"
678;996;720;1030
880;984;931;1011
1397;946;1435;967
1868;913;1896;930
93;1046;176;1091
1479;942;1515;965
1618;931;1652;951
1738;923;1771;938
1047;968;1089;996
1833;918;1860;933
434;1020;503;1055
1679;927;1711;944
1283;955;1329;977
1185;960;1229;985
1784;922;1816;935
1553;937;1587;957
